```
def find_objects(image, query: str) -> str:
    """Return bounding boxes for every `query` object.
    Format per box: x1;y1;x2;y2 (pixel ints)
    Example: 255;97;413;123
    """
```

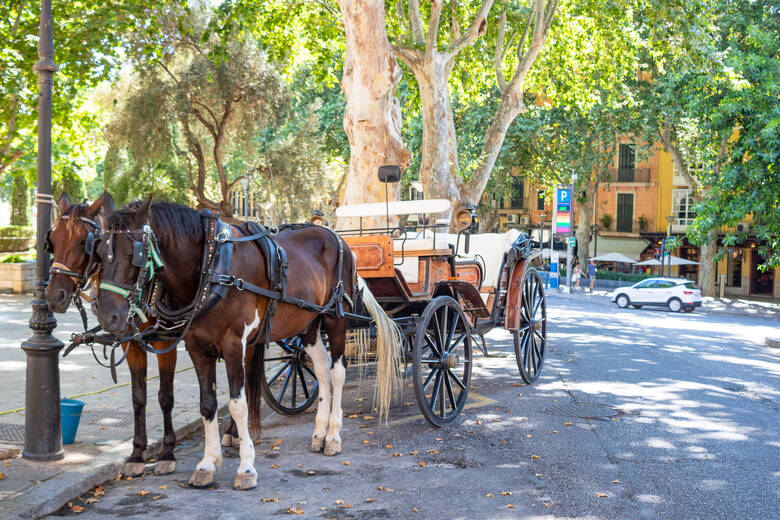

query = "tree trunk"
575;182;596;268
415;54;461;210
698;230;717;297
10;174;29;227
338;0;411;229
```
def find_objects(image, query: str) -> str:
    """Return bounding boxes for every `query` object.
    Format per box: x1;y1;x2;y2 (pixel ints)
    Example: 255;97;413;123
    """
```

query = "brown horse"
46;192;178;477
93;197;400;490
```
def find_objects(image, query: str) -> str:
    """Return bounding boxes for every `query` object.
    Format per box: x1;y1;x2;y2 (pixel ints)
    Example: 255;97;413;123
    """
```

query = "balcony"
602;218;652;235
608;167;651;183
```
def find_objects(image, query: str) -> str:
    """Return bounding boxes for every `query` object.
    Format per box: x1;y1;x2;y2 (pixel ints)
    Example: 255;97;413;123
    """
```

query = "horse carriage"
47;168;547;490
262;168;548;427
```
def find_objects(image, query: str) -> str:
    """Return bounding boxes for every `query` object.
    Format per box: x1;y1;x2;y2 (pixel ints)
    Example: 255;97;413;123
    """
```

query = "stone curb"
3;403;229;519
766;337;780;349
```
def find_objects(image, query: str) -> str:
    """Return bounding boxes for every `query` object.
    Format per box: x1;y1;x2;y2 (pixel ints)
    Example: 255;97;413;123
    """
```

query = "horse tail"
247;341;264;442
355;276;403;422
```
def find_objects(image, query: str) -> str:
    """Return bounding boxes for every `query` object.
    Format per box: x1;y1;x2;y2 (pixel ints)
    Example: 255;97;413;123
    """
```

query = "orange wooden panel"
344;235;394;278
505;259;529;331
455;263;482;289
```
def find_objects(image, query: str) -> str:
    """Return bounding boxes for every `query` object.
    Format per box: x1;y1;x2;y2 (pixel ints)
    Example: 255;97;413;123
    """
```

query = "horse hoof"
221;433;233;448
310;435;325;453
232;436;241;449
154;460;176;476
121;461;146;478
188;469;216;488
323;439;342;456
233;471;257;490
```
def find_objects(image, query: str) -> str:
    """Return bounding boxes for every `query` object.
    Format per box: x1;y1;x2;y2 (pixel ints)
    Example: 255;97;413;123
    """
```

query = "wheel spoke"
264;356;294;362
277;365;294;404
446;332;467;354
422;367;439;392
444;311;458;350
521;330;531;367
429;371;443;412
433;309;444;348
301;363;317;380
533;326;545;342
296;364;310;399
444;371;457;412
420;357;440;363
439;371;446;416
447;368;466;390
424;332;442;356
532;292;542;320
291;364;297;409
267;362;290;386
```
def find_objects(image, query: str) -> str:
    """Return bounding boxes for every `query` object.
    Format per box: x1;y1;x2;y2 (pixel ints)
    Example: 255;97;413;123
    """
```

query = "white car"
610;277;702;312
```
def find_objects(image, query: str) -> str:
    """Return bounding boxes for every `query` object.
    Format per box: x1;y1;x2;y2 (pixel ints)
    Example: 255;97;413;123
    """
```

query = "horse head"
46;191;113;313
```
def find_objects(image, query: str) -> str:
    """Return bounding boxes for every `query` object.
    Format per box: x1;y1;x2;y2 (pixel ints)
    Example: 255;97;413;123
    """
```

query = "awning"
591;252;636;263
589;236;650;261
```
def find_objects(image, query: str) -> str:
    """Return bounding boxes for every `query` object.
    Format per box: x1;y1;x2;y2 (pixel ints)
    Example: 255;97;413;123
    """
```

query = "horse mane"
106;200;203;248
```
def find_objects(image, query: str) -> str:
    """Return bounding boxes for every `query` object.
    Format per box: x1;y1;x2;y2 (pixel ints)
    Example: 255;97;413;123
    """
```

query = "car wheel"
683;306;694;313
667;297;682;312
631;305;642;309
616;294;630;308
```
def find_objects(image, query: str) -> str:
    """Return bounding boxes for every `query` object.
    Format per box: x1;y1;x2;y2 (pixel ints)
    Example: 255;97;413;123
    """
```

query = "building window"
536;190;545;210
618;144;636;182
672;189;696;227
510;178;525;209
616;193;633;232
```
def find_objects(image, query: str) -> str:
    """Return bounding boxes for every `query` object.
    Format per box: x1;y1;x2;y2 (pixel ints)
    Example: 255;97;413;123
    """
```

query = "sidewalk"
547;286;780;319
0;295;234;519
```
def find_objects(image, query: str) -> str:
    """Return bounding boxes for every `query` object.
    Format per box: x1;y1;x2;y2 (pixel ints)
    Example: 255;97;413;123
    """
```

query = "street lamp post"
538;212;547;266
663;215;675;278
22;0;64;461
591;224;600;258
565;173;577;291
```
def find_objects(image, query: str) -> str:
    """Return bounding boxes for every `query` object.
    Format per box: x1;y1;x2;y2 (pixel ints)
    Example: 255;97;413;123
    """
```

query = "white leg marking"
305;333;331;448
241;309;261;380
229;389;257;476
326;355;345;453
195;414;222;472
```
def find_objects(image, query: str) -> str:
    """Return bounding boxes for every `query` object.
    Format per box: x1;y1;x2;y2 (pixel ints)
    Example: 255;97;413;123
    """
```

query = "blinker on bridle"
99;224;165;326
46;215;99;282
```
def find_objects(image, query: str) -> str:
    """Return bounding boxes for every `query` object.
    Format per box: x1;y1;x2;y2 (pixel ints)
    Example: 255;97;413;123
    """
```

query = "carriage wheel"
262;337;320;416
513;268;547;384
413;296;472;427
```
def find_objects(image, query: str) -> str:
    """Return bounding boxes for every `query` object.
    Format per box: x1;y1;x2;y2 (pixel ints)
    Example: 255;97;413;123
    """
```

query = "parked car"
609;278;702;312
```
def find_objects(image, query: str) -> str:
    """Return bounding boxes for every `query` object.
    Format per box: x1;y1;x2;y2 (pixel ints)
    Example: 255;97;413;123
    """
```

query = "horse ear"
57;193;71;215
85;191;115;219
133;194;153;225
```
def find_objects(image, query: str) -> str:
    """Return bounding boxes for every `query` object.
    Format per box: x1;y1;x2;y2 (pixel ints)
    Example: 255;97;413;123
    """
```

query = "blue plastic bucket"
60;399;85;445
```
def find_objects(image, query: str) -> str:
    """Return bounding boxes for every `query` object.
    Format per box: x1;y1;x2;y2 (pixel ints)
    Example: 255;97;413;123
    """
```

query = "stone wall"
0;261;35;293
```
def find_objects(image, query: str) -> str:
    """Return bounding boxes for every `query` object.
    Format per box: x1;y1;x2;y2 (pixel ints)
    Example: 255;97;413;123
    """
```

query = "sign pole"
565;174;577;291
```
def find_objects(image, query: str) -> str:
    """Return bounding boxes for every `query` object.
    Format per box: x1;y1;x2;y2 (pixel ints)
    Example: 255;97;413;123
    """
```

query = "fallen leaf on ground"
501;491;512;496
138;490;149;496
531;455;540;459
512;383;521;387
84;498;99;504
307;470;316;475
177;483;186;487
435;437;442;441
261;497;280;503
384;444;392;449
409;451;419;455
71;505;84;513
611;480;621;484
545;503;551;508
153;495;162;500
364;416;374;420
485;493;493;498
0;473;4;480
342;461;350;466
334;499;345;505
506;504;515;509
413;507;419;512
392;453;401;457
428;450;439;454
365;498;375;502
525;434;532;439
271;464;279;469
284;507;303;515
417;462;426;467
348;414;358;419
564;422;573;426
535;473;542;477
363;440;369;444
159;485;167;490
552;430;558;434
596;493;608;498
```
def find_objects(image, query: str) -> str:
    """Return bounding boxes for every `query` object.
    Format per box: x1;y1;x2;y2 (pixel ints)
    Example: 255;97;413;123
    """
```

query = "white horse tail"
355;276;403;422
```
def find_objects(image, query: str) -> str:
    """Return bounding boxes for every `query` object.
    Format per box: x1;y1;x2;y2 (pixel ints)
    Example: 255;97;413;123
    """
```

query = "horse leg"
122;343;148;477
222;417;240;449
304;326;331;453
188;351;222;488
154;347;177;476
323;319;347;456
224;334;258;490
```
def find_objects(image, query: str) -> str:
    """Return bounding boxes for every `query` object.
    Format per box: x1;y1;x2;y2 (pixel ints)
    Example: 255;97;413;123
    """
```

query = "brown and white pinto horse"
46;192;179;477
94;198;400;490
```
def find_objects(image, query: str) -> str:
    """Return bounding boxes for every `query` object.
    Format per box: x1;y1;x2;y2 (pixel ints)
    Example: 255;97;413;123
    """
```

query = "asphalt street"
51;293;779;519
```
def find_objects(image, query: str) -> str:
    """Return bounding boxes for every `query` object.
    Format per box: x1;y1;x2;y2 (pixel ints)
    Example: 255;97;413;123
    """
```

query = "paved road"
50;294;779;519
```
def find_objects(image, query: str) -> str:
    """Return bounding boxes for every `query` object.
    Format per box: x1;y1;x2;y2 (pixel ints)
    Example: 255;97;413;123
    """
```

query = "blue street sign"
557;188;571;205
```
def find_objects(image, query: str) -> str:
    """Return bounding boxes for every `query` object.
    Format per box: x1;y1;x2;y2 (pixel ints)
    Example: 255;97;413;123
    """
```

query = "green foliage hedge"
559;268;654;283
0;226;34;253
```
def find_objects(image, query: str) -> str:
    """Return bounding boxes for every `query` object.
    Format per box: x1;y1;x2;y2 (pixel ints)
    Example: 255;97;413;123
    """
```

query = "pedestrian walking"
573;262;582;291
587;259;597;292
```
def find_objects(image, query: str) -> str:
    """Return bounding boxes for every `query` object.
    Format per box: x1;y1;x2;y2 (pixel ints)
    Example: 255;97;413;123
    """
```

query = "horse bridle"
98;224;165;326
46;215;100;283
